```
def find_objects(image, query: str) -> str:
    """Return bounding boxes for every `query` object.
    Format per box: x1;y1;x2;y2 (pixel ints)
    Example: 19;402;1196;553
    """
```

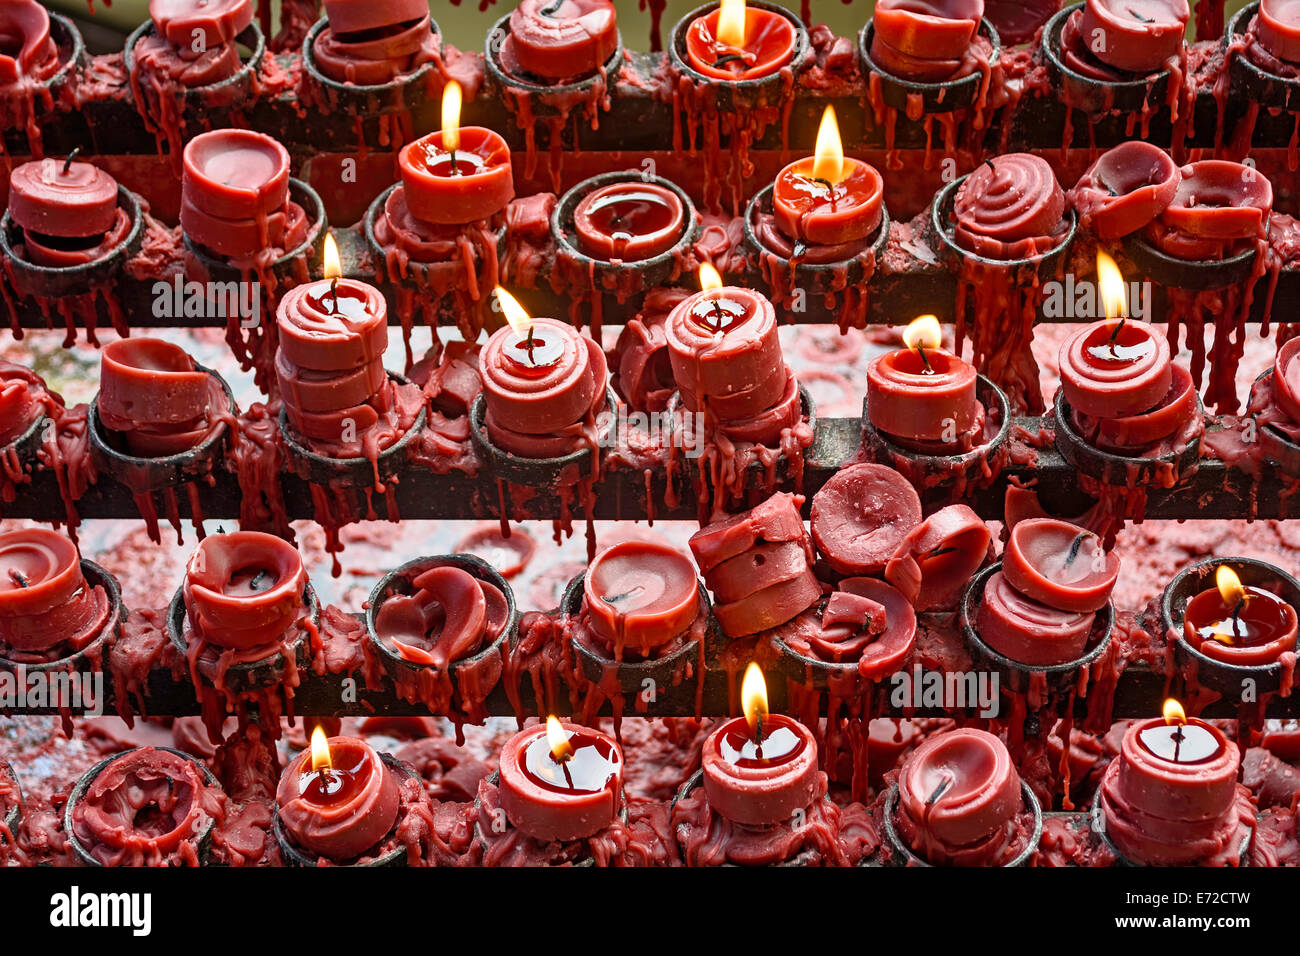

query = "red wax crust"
1002;519;1120;613
1099;718;1247;865
276;737;401;860
866;346;978;443
953;154;1068;260
8;159;118;239
72;748;227;867
683;7;797;81
506;0;619;80
374;565;507;669
497;722;624;842
150;0;253;47
0;529;110;658
702;715;819;826
810;463;923;577
777;577;917;678
1161;160;1273;241
872;0;983;59
772;157;883;246
896;728;1024;865
1077;0;1188;73
976;570;1095;666
885;503;992;611
184;531;307;650
0;363;44;446
398;128;515;226
1067;142;1179;239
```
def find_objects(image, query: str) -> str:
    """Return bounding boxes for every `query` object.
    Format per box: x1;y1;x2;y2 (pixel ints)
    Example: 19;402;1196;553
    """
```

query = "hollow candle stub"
497;720;624;842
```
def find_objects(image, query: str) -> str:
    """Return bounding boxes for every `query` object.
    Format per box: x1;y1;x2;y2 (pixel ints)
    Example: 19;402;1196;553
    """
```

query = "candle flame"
902;314;943;353
1097;250;1127;322
546;715;573;761
717;0;747;48
1216;565;1246;605
698;262;724;291
741;662;768;736
1162;698;1187;726
811;105;845;185
441;80;462;152
322;233;341;281
494;286;532;339
310;725;332;773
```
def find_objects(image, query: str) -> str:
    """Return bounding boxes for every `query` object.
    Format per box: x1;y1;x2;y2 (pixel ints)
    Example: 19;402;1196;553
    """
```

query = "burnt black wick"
1172;723;1185;762
329;277;339;312
248;570;269;593
601;590;636;605
753;712;764;745
525;324;538;362
917;344;933;373
927;776;953;806
712;53;747;68
927;546;960;558
8;569;29;588
984;158;997;174
449;149;458;175
1108;316;1127;345
539;0;565;17
1127;8;1154;22
1063;530;1095;568
64;147;81;174
710;298;727;328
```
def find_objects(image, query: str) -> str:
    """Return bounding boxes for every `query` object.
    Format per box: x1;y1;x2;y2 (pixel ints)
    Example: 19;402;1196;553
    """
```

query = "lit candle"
582;541;700;658
97;338;221;457
701;664;819;825
275;729;401;860
683;0;797;81
1077;0;1189;74
372;564;509;669
1182;565;1299;667
572;182;686;261
497;716;624;842
0;529;110;659
396;82;514;226
866;314;980;449
184;531;307;651
870;0;984;81
503;0;619;80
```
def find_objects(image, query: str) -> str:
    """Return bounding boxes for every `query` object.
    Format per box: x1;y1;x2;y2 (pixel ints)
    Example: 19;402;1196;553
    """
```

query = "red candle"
866;314;979;447
8;158;117;241
1059;318;1171;419
1077;0;1188;73
1002;519;1119;613
1183;565;1299;667
895;728;1023;866
184;531;307;651
885;503;991;611
689;490;809;573
1160;160;1272;244
479;289;608;458
397;82;513;226
573;182;685;262
182;130;290;222
323;0;429;34
1273;337;1300;424
683;0;797;81
276;731;401;860
793;577;916;676
373;565;509;669
702;664;819;826
772;106;883;247
0;0;55;85
497;717;623;842
1099;702;1245;865
1071;365;1198;453
0;529;109;658
870;0;982;81
976;571;1096;666
1257;0;1300;63
149;0;252;48
953;154;1068;260
277;280;388;375
582;541;699;658
0;364;44;447
1068;141;1180;240
504;0;619;80
312;0;435;85
810;462;923;577
98;338;219;457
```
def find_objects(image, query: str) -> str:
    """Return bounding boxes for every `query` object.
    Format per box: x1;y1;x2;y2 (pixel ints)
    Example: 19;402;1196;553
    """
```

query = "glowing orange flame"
902;314;943;353
1163;698;1187;726
741;662;768;737
698;262;723;291
717;0;746;48
1216;565;1246;604
546;715;573;761
441;80;462;152
812;105;845;185
322;233;341;281
310;725;332;773
1097;250;1126;322
494;286;532;339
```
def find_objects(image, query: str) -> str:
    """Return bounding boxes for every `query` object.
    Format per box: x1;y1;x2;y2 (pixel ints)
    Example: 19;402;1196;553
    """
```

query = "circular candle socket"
1041;4;1174;114
503;0;619;80
883;778;1041;867
582;541;701;654
397;127;514;226
275;738;402;862
668;1;810;109
1058;319;1171;419
960;563;1115;692
124;18;265;119
701;714;819;827
183;177;326;280
1077;0;1188;73
810;463;923;577
365;554;518;687
931;173;1077;274
1068;142;1181;239
856;16;1000;113
572;182;685;262
1003;518;1119;612
469;387;615;485
65;747;223;867
1052;386;1203;487
1163;557;1300;698
497;721;624;842
670;771;824;866
8;159;118;239
1227;3;1300;109
1121;227;1260;292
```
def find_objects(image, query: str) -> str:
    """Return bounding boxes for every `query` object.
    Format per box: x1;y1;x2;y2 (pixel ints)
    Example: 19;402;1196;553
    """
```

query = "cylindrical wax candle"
1182;565;1299;667
397;98;514;226
684;0;797;81
497;719;623;842
583;541;700;657
1068;142;1180;239
867;316;979;445
1077;0;1189;73
184;531;307;650
505;0;619;79
0;529;110;657
953;154;1067;260
1002;519;1119;613
573;182;685;261
810;463;923;576
1059;318;1172;419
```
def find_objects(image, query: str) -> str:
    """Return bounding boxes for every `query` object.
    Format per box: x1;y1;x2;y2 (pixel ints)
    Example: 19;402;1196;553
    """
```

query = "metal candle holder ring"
484;12;625;119
859;373;1011;501
472;769;628;866
64;747;222;867
1122;229;1261;292
1226;2;1300;111
959;562;1116;698
560;571;711;694
1161;555;1300;698
273;753;417;867
301;14;445;118
0;411;52;485
882;779;1042;867
167;580;321;695
552;171;700;295
123;20;266;120
1041;3;1173;114
87;364;236;496
857;17;1001;114
1248;368;1300;478
671;770;822;867
0;559;122;677
278;371;428;490
364;553;518;689
469;388;616;487
667;0;811;112
1088;786;1253;867
0;13;85;154
1053;387;1203;487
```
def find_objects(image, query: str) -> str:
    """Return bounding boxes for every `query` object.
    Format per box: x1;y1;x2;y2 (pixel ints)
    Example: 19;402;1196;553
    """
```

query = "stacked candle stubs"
0;529;110;662
136;0;254;87
1067;142;1180;239
870;0;984;82
372;564;510;669
1059;0;1188;78
7;158;127;267
275;280;390;449
312;0;437;84
1143;160;1273;261
181;130;305;260
689;492;820;637
501;0;619;82
98;338;220;457
0;0;60;85
665;283;802;445
977;519;1119;666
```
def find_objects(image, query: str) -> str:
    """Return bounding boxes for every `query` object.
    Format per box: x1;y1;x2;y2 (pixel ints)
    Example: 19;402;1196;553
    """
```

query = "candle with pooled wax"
777;576;917;677
894;728;1025;866
702;664;819;825
582;541;700;659
497;716;623;842
1271;337;1300;424
866;314;980;450
573;182;685;261
479;287;608;458
869;0;983;81
1183;565;1298;667
184;531;307;651
1099;700;1251;865
373;564;509;669
503;0;619;80
1077;0;1188;73
312;0;436;84
1256;0;1300;63
1002;518;1120;613
149;0;253;48
276;729;401;860
0;0;57;86
1068;142;1180;240
98;338;223;457
953;154;1068;260
1145;161;1272;260
683;0;796;81
810;462;922;577
7;155;131;268
397;82;514;226
0;529;110;660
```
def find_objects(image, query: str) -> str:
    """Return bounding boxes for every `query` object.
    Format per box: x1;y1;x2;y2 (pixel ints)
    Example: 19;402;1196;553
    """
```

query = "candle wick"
710;298;727;329
63;147;80;175
1108;316;1127;347
1172;724;1185;762
449;149;458;175
927;546;960;558
1127;8;1155;22
329;277;338;314
1063;530;1095;568
538;0;564;16
917;345;932;373
248;570;268;593
601;588;639;605
984;158;997;175
753;712;764;747
926;775;953;806
525;324;537;363
8;569;29;588
711;52;749;69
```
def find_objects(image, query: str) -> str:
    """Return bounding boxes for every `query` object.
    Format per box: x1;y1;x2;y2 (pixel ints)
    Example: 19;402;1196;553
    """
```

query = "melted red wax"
499;60;612;194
